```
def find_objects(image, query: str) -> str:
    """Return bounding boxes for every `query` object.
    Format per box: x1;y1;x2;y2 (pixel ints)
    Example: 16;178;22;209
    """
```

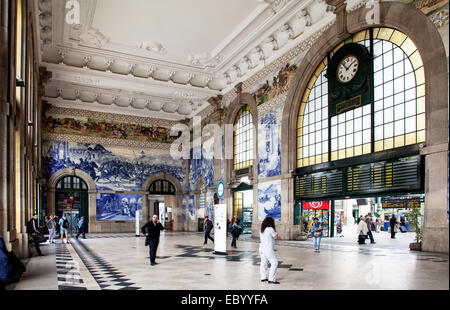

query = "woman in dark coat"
390;215;398;239
230;218;239;248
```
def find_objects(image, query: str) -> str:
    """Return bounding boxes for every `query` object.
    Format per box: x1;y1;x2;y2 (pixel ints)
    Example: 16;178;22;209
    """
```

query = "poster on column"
214;204;227;254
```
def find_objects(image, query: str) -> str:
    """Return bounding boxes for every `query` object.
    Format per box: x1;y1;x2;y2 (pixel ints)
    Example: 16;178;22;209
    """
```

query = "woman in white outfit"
259;217;280;284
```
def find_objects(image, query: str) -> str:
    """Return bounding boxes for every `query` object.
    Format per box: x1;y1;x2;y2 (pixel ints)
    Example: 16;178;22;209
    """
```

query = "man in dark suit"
203;216;214;245
141;214;164;266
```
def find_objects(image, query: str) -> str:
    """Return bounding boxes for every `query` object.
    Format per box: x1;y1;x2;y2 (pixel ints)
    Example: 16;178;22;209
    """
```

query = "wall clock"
325;43;373;118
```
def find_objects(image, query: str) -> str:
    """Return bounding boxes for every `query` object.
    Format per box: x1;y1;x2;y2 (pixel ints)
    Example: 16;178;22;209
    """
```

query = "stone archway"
47;167;97;232
281;2;448;252
142;171;184;231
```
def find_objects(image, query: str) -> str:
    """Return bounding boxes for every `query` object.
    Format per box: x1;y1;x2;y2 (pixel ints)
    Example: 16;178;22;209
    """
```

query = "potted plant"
409;207;422;251
295;215;309;241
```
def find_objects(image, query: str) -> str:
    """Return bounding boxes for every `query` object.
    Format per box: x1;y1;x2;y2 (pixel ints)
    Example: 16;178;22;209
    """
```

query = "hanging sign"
214;203;227;255
303;201;330;210
216;180;225;200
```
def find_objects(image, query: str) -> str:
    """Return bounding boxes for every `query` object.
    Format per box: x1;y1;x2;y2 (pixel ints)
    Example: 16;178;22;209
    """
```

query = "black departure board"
381;196;424;208
294;155;422;200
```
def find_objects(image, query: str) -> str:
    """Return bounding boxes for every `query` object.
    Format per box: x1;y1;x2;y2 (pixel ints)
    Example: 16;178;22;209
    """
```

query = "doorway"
148;179;176;230
233;182;253;234
55;176;89;234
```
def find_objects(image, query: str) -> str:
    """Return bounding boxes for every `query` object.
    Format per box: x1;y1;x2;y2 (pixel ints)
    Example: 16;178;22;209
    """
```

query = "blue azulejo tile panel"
188;195;195;220
182;196;187;221
96;193;143;221
206;190;215;220
188;141;214;191
42;141;186;192
258;105;282;179
258;180;282;221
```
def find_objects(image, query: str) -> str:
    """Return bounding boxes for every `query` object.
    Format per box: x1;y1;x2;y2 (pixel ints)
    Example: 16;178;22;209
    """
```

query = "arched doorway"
55;175;89;234
147;177;177;230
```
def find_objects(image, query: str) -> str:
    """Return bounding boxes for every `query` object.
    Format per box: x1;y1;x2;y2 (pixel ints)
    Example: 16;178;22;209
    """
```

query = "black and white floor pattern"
55;243;86;290
71;239;141;290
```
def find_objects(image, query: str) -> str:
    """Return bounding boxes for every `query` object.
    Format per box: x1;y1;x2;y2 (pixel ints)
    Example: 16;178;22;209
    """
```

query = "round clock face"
217;181;224;199
337;55;359;83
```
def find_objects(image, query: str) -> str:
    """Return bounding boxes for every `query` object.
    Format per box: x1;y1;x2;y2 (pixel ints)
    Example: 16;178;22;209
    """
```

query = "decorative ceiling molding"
35;0;356;120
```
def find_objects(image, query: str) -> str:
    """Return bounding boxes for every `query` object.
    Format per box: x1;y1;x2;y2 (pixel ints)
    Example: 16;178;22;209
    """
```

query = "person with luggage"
28;214;44;256
310;217;323;253
46;215;56;244
59;214;70;244
400;213;407;232
357;216;368;244
390;214;398;239
259;217;280;284
365;213;376;244
203;216;214;245
76;216;86;239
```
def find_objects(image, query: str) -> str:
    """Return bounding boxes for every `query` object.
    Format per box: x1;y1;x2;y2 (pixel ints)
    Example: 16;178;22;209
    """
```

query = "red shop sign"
303;201;330;209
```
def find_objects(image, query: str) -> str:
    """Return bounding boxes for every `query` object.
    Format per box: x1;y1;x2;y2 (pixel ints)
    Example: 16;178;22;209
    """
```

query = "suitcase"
400;226;407;233
358;234;366;244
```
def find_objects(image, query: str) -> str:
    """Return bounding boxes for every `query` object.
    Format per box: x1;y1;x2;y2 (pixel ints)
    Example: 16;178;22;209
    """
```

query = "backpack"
62;218;69;229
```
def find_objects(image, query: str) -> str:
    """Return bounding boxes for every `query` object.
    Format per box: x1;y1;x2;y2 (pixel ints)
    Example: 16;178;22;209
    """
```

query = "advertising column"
214;181;227;255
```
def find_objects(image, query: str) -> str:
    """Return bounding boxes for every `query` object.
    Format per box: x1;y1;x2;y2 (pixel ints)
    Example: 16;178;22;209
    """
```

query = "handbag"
32;234;47;244
314;231;322;237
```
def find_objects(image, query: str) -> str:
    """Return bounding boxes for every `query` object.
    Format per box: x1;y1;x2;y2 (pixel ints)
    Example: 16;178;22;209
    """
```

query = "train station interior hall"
1;0;449;290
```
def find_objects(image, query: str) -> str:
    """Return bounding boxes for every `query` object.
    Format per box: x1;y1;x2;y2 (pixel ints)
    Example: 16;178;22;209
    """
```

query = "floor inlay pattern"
72;239;141;290
55;243;86;290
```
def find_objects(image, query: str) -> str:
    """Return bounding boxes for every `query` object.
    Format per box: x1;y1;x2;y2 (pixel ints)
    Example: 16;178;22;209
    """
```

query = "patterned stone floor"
7;227;449;290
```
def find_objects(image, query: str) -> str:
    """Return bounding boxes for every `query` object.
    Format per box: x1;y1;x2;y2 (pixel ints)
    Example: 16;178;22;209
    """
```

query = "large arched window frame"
234;105;254;170
296;28;425;168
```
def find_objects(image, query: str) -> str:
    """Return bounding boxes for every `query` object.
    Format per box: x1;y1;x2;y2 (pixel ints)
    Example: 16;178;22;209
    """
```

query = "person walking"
390;214;398;239
375;216;382;233
310;217;323;253
141;214;164;266
357;216;368;244
59;214;70;244
27;214;44;256
76;216;86;239
259;217;279;284
203;216;214;245
400;213;407;232
54;215;60;237
230;218;239;248
46;215;56;244
365;213;376;244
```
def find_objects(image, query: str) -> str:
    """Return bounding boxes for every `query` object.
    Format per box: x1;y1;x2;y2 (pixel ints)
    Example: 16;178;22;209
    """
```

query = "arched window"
56;176;88;190
148;179;176;195
297;28;425;167
234;105;254;170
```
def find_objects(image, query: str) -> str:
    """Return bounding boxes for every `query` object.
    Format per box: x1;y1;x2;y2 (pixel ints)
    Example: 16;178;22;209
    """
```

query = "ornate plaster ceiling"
36;0;344;120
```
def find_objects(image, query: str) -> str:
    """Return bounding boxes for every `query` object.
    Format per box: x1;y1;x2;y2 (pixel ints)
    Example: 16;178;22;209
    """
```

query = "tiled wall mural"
43;114;177;144
188;195;195;220
42;140;185;192
182;196;187;220
258;180;282;221
253;63;297;106
258;96;284;179
96;193;143;221
206;191;215;220
188;142;214;192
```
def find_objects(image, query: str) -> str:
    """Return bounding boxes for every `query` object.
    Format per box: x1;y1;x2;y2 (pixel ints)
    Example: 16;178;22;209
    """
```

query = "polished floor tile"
8;226;449;290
